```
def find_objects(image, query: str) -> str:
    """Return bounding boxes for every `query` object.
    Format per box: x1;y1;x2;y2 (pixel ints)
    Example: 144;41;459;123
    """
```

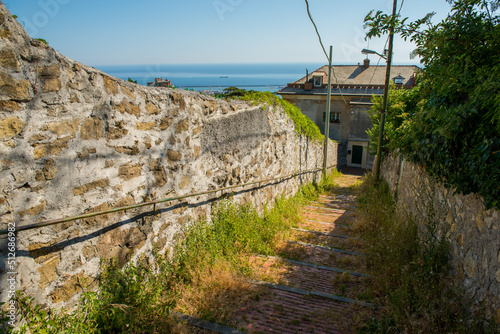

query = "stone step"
287;240;365;257
303;205;348;214
250;279;376;308
174;312;246;334
293;227;353;239
261;255;368;277
305;219;351;229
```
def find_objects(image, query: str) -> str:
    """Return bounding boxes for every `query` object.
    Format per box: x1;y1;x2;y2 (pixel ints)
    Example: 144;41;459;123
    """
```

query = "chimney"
363;58;370;68
306;69;309;82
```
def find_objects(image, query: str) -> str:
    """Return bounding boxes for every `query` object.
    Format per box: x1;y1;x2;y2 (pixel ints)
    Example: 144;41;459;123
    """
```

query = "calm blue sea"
94;63;325;92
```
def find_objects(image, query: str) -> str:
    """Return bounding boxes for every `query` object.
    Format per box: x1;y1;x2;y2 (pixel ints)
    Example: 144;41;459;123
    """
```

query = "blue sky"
5;0;453;66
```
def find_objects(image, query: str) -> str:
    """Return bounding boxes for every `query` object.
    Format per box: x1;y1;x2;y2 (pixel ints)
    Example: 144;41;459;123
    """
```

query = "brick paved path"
181;170;371;334
228;171;371;334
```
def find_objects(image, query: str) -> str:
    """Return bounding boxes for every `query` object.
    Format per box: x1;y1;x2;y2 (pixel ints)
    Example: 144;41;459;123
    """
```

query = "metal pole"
395;155;404;202
323;45;333;176
374;0;397;183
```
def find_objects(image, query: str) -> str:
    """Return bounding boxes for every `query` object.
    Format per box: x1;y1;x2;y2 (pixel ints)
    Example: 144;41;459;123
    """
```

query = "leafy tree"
221;86;248;97
365;0;500;209
366;83;423;155
127;77;137;84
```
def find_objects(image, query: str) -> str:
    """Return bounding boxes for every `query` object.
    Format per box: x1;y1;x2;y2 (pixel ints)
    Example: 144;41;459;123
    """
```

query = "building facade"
278;59;418;169
147;77;172;87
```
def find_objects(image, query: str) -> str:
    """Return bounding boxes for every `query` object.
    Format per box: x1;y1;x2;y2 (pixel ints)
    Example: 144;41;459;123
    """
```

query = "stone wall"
0;4;338;309
381;154;500;322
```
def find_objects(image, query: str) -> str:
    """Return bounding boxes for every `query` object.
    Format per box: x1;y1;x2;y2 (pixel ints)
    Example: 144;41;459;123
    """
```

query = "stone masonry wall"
381;154;500;322
0;4;338;309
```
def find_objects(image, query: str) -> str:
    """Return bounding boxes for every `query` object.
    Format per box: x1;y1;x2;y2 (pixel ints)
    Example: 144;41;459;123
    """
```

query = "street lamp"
362;2;397;183
361;48;387;60
362;46;392;183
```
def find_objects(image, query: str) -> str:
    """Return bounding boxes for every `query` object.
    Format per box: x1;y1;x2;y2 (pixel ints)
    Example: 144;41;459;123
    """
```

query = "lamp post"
323;46;333;177
362;0;397;183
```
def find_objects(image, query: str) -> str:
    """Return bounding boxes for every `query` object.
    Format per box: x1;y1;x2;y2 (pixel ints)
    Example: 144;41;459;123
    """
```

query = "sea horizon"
93;62;327;92
93;61;421;93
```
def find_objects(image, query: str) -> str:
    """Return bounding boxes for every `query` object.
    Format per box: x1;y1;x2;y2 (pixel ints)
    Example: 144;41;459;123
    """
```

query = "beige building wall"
281;94;374;169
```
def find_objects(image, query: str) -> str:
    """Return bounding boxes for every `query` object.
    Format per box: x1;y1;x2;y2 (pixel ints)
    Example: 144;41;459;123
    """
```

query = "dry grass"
174;260;266;325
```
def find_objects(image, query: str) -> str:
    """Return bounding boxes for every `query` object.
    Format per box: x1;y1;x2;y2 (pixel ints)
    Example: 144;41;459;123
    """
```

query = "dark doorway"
352;145;363;165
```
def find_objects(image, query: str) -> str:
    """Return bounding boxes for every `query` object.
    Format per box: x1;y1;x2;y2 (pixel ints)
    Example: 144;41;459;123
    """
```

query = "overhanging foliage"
365;0;500;209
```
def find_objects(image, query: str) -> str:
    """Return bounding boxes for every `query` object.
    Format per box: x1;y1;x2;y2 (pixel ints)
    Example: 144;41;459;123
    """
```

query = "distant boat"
220;76;229;78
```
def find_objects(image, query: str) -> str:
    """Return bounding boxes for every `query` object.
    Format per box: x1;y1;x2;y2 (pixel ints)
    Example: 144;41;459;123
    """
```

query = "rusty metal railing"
0;165;337;235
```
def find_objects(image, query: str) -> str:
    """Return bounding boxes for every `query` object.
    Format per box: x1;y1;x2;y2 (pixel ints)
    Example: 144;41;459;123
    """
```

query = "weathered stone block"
113;194;135;208
151;159;168;186
37;64;60;77
81;245;97;260
0;116;24;139
33;128;48;137
42;159;57;180
106;121;128;140
115;99;140;117
113;144;139;155
82;202;110;227
171;92;186;109
81;118;104;140
0;100;20;111
42;78;62;92
0;28;12;40
33;136;73;159
28;242;61;264
51;272;96;304
175;118;189;134
145;102;159;115
159;117;172;130
475;215;485;231
167;149;182;162
73;178;109;196
135;121;156;131
118;163;143;181
0;48;19;71
96;226;146;267
19;201;46;216
121;85;136;100
37;256;60;289
193;125;202;135
179;175;190;189
103;76;118;95
48;119;79;135
76;148;97;160
0;71;31;101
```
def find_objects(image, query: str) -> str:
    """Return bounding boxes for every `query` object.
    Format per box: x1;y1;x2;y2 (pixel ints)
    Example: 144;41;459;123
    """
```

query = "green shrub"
34;38;48;45
12;257;176;334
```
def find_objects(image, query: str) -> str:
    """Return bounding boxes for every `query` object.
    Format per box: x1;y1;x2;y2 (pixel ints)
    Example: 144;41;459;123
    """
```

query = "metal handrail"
1;165;337;235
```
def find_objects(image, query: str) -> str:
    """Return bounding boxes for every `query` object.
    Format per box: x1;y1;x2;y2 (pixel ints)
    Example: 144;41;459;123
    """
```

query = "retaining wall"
0;4;338;309
381;154;500;322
